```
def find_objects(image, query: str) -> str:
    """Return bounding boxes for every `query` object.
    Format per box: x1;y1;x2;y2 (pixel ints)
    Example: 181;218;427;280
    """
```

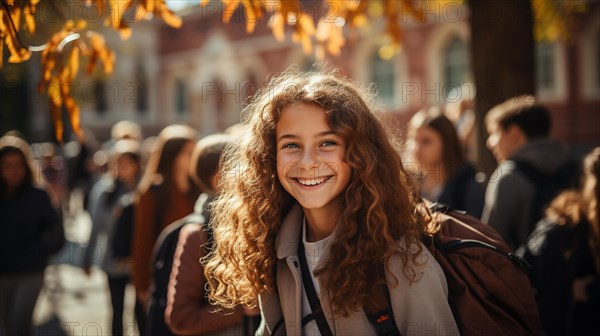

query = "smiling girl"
204;71;458;335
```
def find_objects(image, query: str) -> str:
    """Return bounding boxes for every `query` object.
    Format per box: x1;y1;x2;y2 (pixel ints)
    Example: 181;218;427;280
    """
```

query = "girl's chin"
297;201;329;210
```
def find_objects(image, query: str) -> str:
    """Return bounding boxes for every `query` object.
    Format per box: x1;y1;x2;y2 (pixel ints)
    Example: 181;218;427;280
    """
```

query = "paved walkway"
31;201;138;336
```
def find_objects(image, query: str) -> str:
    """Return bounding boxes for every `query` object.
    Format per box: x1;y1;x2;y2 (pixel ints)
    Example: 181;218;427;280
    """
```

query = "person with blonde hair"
203;71;457;335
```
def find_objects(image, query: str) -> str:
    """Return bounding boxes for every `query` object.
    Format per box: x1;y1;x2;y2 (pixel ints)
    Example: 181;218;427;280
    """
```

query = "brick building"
68;1;598;151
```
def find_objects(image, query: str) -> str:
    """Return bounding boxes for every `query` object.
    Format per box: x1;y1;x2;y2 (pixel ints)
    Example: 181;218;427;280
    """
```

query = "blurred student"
152;133;245;335
408;106;484;217
63;131;97;213
482;96;577;250
83;139;141;336
39;142;66;208
132;125;199;318
0;134;64;335
102;120;143;151
518;147;600;335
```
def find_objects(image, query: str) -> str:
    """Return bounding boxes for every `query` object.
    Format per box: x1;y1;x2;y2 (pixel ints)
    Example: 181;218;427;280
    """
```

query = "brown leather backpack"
424;203;541;335
364;203;542;336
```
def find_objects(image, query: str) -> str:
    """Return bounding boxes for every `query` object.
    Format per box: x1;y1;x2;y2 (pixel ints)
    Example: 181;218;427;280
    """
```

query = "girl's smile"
293;175;334;187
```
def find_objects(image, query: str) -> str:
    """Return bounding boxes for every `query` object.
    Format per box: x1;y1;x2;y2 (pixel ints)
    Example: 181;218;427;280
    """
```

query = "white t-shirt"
301;217;333;336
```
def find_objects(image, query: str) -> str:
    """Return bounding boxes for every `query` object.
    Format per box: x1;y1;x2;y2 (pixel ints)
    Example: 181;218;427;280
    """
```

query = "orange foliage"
0;0;589;141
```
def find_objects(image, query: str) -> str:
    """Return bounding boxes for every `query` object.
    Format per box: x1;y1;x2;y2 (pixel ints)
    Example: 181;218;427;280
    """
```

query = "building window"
300;56;316;73
165;0;197;11
579;22;599;100
371;51;395;106
597;41;600;88
443;37;469;92
136;64;148;113
94;79;107;114
536;42;555;91
175;79;187;116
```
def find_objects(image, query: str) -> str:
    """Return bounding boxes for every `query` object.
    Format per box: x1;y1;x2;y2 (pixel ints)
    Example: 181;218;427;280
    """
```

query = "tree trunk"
468;0;536;176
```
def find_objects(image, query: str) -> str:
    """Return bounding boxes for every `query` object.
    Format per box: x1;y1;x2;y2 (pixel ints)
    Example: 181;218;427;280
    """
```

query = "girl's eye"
282;143;300;149
321;140;337;147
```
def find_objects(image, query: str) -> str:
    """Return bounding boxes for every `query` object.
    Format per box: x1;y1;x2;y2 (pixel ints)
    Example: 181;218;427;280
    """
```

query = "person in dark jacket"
518;147;600;336
408;106;484;217
0;134;64;335
482;96;576;250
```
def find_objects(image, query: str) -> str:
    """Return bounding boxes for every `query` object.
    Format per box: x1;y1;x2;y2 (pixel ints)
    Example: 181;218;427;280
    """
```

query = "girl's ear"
211;173;220;193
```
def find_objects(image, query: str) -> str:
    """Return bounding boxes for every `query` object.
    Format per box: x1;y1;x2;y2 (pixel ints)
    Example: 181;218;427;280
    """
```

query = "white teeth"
297;176;328;186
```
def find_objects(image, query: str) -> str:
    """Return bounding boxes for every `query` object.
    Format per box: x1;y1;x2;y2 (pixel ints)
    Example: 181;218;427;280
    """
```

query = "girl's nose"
299;150;319;171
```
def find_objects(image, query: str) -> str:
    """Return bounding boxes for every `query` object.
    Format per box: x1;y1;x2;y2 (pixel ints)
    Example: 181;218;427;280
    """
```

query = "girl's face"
116;154;139;183
413;126;443;166
174;141;195;179
276;103;351;211
1;152;26;190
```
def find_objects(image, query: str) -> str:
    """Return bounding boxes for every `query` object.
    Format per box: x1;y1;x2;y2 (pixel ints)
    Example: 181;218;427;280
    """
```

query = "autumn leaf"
68;45;80;82
24;2;35;33
222;0;240;23
158;5;182;28
60;76;83;141
0;0;589;143
47;78;64;142
269;11;285;41
242;0;262;33
33;19;115;141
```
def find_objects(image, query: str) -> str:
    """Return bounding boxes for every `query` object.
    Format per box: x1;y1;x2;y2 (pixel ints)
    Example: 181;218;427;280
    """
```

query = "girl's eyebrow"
278;131;335;141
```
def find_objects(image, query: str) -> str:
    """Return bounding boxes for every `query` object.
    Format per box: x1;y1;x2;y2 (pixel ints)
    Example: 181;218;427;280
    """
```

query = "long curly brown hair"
203;69;431;315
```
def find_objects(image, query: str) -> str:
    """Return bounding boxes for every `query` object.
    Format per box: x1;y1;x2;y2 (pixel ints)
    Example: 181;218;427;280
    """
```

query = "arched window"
579;17;599;100
135;64;148;113
535;42;555;91
94;79;107;115
597;41;600;88
443;37;469;92
300;56;316;73
165;0;196;11
174;79;187;116
371;50;395;106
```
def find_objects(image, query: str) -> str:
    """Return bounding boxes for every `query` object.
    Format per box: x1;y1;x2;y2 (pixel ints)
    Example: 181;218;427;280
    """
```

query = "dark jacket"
518;218;600;336
84;176;135;276
0;185;63;275
438;164;485;218
146;193;212;336
482;138;574;249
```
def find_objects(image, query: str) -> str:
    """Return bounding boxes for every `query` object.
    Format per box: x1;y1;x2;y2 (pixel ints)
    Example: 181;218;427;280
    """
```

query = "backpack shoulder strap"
297;238;333;336
364;282;401;336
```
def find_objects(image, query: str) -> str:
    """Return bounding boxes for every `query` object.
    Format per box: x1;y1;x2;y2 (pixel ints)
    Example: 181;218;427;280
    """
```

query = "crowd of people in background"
1;69;598;336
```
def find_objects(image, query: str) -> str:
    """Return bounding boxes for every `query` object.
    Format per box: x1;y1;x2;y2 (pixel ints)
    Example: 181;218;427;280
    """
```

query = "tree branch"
0;0;28;50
